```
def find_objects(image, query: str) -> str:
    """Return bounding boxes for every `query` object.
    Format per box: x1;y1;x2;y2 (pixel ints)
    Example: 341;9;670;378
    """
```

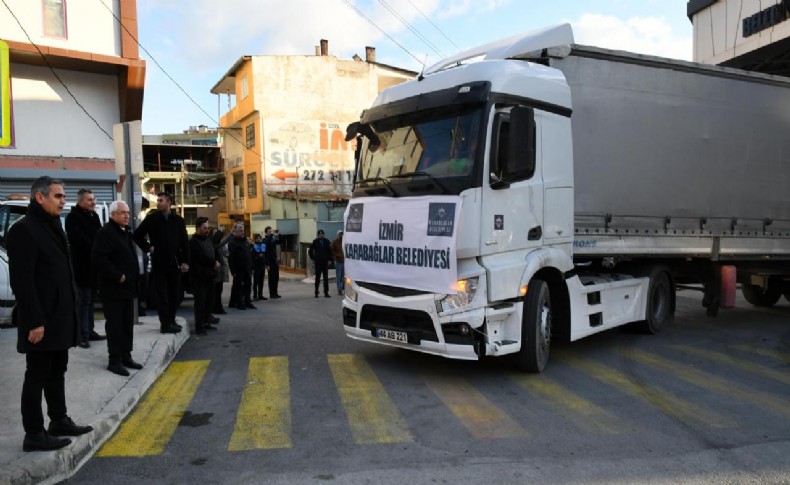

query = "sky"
136;0;693;136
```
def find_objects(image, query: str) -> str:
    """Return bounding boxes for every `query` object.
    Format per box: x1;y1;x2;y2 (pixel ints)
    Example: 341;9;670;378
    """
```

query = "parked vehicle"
341;24;790;372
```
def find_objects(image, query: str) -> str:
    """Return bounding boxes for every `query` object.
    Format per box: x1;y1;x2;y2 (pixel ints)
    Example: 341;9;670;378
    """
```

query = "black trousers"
315;262;329;295
192;277;215;329
22;350;68;433
103;298;134;364
151;268;180;328
268;264;280;297
213;281;225;312
253;265;265;298
230;269;251;306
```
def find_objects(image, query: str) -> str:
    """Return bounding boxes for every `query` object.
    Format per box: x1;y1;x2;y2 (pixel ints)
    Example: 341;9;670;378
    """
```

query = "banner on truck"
343;196;462;294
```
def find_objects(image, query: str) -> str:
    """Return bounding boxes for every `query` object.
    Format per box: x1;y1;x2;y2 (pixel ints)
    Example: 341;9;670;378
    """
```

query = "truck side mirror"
506;106;536;177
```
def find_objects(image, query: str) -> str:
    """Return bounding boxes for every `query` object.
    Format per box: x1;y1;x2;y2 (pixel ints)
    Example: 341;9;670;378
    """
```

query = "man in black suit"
309;229;334;298
7;177;93;452
132;192;189;334
92;201;142;376
228;223;255;310
263;226;282;298
189;217;221;335
65;188;106;348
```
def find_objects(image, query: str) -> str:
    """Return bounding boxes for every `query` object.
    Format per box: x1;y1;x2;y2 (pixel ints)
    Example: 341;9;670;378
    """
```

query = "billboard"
0;40;11;147
263;119;356;193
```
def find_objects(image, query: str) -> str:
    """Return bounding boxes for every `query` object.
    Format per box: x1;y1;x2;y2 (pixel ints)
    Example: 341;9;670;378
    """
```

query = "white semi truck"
340;25;790;372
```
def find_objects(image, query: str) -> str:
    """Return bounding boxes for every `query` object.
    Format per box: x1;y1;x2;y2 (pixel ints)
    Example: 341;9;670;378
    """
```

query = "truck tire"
741;278;782;307
516;279;551;373
636;269;673;335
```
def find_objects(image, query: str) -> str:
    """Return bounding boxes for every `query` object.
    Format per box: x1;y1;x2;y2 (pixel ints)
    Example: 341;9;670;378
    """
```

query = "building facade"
689;0;790;76
211;40;414;270
0;0;145;201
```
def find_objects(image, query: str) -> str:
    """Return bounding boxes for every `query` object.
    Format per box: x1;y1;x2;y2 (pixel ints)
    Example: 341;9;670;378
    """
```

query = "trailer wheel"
637;269;673;335
516;279;551;373
741;277;782;307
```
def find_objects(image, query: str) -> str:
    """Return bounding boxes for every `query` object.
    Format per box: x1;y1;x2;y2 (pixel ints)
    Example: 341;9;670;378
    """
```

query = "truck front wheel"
516;279;551;373
637;269;674;335
741;277;782;307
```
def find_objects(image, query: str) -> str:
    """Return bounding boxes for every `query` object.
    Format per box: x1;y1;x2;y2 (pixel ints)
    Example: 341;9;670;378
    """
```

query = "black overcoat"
7;201;79;353
132;210;189;273
92;220;139;300
64;205;101;287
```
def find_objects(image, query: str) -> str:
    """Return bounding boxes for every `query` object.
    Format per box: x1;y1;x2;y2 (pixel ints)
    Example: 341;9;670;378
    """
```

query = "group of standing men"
226;224;282;310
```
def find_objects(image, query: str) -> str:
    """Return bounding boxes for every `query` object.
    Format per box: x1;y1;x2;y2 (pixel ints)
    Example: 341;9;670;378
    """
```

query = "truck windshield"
356;105;484;196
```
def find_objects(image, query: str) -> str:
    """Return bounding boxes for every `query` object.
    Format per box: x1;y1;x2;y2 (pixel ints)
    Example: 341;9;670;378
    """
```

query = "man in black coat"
65;188;106;347
92;201;142;377
132;192;189;334
190;217;221;335
7;177;93;452
228;223;255;310
263;226;282;298
309;229;334;298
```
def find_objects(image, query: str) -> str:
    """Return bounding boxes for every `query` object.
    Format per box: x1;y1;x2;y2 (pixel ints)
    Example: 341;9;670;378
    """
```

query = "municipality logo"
427;203;455;237
346;204;364;232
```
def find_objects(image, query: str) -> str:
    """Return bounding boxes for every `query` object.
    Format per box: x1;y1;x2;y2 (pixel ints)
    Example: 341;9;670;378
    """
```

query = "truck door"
480;106;544;256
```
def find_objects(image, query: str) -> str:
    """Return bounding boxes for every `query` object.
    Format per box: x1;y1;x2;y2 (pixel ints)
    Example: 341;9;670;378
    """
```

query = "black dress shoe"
234;305;246;310
88;331;107;341
48;416;93;437
204;324;218;331
324;294;331;298
173;322;183;330
245;303;257;309
160;324;181;334
196;328;208;336
214;308;227;315
207;316;220;324
122;359;143;370
77;341;90;349
272;295;282;299
315;293;319;298
108;363;130;376
259;296;268;300
23;431;71;452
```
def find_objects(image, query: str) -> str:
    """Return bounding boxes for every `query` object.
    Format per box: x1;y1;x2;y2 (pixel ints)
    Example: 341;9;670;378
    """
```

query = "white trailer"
340;25;790;372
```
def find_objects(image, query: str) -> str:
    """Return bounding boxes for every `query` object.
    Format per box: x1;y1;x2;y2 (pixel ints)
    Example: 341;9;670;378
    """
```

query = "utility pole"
180;158;186;217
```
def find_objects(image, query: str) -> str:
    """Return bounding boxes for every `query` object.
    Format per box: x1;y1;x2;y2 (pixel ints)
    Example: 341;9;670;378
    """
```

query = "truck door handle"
528;226;542;240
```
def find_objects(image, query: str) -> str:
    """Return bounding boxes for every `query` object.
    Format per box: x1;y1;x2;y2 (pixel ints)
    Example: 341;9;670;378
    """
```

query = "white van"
0;199;111;325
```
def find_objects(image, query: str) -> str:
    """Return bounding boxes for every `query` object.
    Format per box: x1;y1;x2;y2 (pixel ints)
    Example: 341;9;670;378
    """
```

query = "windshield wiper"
389;171;449;194
357;177;399;197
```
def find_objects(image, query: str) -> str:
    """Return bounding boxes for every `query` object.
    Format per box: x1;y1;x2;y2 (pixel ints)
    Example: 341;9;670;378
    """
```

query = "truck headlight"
345;276;358;302
438;277;478;313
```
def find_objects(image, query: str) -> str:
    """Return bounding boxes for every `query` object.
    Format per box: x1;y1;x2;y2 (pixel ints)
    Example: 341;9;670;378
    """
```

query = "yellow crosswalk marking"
328;354;413;444
423;374;529;440
670;345;790;386
509;374;626;434
729;344;789;364
98;360;210;457
228;356;292;451
558;351;733;428
616;349;790;419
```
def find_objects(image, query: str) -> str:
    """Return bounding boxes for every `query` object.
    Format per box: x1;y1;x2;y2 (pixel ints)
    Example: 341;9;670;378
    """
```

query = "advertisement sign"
263;119;357;193
344;196;462;294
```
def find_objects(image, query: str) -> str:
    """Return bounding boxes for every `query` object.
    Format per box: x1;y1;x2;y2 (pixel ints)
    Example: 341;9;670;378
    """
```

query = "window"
490;106;535;186
245;123;255;148
247;172;257;198
42;0;67;38
240;76;249;99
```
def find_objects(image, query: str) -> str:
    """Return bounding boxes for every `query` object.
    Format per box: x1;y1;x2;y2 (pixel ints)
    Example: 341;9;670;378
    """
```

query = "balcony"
231;197;246;212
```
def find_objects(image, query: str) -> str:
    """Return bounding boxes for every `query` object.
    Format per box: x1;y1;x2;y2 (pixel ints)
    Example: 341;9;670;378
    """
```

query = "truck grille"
360;305;438;343
357;281;430;298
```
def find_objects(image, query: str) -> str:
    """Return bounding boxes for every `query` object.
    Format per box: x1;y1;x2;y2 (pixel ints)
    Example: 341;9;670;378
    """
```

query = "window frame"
245;123;255;149
42;0;68;39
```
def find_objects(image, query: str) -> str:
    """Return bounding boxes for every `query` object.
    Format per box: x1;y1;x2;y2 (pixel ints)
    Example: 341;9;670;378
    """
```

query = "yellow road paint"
509;374;625;434
423;374;529;440
616;348;790;419
558;352;733;428
98;360;210;457
729;344;789;364
671;345;790;386
328;354;413;444
228;356;292;451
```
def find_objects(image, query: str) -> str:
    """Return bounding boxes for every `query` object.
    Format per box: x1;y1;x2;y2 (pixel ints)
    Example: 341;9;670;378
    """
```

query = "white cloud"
570;13;692;61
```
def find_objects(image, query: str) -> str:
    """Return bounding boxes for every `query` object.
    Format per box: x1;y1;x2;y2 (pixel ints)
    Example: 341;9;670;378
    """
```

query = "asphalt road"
68;280;790;484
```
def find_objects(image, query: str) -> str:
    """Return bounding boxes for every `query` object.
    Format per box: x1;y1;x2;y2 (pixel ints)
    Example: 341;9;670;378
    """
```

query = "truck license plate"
376;328;408;343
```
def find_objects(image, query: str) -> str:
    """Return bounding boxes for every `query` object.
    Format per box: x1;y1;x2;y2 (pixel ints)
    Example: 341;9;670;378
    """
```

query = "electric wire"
405;0;460;51
1;0;114;140
341;0;425;66
379;0;446;59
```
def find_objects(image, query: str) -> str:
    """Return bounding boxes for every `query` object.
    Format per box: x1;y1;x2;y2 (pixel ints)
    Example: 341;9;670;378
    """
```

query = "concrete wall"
0;0;121;56
692;0;790;64
0;64;119;158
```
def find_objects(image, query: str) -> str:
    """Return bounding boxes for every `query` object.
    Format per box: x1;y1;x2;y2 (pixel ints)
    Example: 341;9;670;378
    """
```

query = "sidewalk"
0;316;189;485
